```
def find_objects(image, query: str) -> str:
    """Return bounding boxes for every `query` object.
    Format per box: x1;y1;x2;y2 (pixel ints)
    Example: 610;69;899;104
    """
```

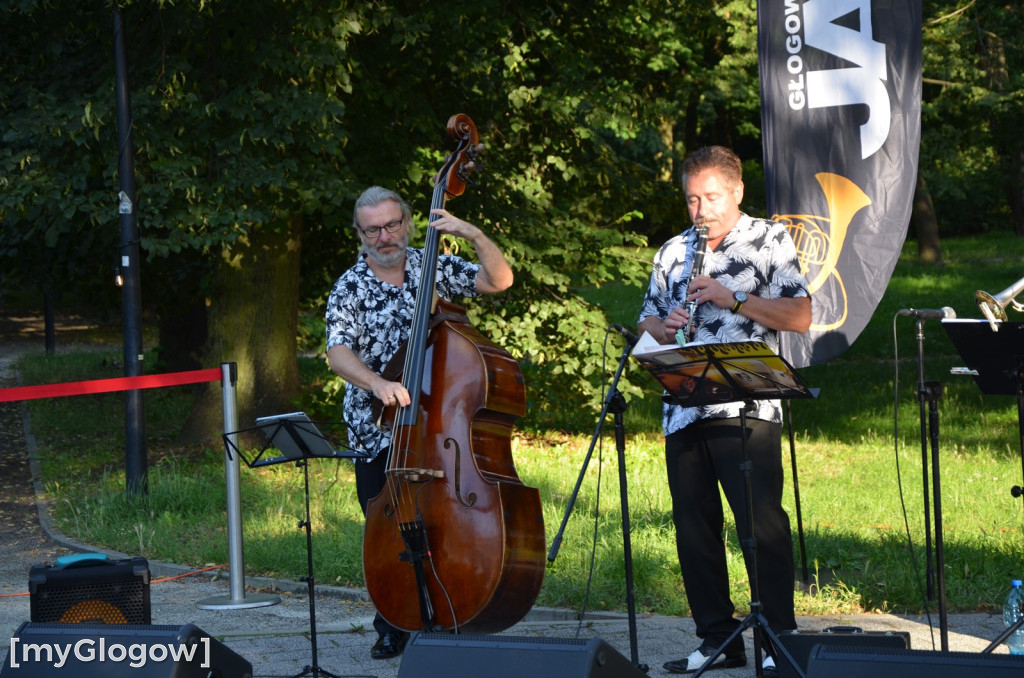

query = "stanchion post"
196;362;280;610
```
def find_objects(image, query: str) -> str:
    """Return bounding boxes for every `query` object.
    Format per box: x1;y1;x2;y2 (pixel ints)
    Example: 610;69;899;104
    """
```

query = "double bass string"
376;158;456;592
384;162;451;522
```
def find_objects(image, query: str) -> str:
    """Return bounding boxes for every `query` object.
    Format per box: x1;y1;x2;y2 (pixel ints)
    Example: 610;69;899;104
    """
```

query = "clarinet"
676;220;710;346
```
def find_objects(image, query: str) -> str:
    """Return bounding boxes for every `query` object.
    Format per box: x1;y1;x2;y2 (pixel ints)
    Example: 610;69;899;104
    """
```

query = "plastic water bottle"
1004;579;1024;655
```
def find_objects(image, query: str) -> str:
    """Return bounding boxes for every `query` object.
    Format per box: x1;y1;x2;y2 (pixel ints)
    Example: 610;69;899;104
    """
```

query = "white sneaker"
663;642;747;674
762;654;778;676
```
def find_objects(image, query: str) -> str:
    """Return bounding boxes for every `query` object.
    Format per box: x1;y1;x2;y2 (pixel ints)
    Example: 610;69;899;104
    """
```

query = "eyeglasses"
358;218;404;239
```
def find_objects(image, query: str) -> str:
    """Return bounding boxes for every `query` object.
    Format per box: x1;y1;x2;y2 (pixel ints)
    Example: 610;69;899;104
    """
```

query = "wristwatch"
730;290;748;314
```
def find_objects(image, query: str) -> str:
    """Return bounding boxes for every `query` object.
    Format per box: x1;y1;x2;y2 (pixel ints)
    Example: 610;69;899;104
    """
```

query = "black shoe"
370;632;408;659
663;641;746;674
761;654;779;677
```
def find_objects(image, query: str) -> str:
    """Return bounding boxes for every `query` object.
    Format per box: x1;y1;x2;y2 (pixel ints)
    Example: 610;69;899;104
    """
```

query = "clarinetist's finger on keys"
688;277;726;307
687;273;713;293
666;307;688;328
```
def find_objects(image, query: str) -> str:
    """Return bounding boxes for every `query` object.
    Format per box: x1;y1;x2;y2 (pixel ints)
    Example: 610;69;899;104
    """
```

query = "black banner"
757;0;923;367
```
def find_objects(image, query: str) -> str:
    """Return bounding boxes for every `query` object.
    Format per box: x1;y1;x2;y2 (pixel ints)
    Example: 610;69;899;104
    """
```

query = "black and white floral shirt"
638;214;809;437
325;247;481;460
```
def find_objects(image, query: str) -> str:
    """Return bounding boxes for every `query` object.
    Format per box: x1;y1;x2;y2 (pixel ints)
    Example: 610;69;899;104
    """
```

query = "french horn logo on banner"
757;0;923;367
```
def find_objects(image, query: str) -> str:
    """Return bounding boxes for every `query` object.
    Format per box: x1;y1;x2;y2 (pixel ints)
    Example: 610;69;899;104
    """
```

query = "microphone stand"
548;333;647;673
914;318;949;650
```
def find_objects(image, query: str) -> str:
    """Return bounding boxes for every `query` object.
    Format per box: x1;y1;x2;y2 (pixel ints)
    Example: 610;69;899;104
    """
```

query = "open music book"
631;331;812;407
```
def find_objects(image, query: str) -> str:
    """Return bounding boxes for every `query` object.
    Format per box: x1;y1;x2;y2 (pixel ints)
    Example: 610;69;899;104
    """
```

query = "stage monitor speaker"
806;644;1024;677
29;556;150;624
397;632;647;678
0;621;252;678
777;626;910;678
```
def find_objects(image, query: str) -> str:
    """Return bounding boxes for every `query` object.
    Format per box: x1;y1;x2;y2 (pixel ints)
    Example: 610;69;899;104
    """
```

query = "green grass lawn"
16;232;1024;619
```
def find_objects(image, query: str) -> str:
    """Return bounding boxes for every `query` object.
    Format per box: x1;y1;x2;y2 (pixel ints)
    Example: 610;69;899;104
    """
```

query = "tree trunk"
912;173;942;264
177;216;304;446
152;256;209;372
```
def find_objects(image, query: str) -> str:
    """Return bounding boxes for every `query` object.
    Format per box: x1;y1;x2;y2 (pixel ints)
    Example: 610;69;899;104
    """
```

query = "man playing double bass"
324;185;514;659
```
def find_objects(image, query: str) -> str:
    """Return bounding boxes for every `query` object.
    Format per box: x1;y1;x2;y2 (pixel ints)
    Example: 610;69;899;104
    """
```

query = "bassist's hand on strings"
429;208;514;294
429;208;480;240
373;378;410;409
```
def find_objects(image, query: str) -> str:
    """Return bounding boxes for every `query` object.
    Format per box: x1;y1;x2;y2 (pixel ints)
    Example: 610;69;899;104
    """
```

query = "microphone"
610;323;639;346
897;307;956;320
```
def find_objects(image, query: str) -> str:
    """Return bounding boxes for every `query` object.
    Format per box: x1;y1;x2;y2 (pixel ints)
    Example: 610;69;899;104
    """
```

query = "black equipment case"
777;626;911;678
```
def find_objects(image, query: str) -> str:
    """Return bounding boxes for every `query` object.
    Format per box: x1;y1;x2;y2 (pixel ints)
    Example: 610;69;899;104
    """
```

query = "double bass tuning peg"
457;160;483;185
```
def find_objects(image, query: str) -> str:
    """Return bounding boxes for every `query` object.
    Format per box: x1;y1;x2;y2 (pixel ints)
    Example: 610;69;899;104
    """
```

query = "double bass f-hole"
443;437;477;508
384;437;476;509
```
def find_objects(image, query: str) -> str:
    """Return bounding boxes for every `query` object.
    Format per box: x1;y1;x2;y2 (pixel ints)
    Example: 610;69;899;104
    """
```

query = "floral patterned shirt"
638;214;809;437
325;248;481;460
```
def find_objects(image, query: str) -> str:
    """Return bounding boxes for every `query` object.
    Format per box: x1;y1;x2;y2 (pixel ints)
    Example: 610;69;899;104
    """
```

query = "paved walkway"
0;318;1017;677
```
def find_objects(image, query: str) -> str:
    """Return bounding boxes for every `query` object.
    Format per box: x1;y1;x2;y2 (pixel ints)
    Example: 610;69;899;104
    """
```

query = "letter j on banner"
757;0;923;367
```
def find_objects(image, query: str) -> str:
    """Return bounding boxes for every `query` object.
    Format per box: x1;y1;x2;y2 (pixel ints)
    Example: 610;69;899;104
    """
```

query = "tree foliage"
2;1;1021;438
0;3;120;314
919;2;1024;234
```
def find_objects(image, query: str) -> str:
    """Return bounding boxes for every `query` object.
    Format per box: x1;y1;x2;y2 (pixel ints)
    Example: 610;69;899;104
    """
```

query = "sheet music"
255;411;337;460
632;331;706;356
630;332;812;406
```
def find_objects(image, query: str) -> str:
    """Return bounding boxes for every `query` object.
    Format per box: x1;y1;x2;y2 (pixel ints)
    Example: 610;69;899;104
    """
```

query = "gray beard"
362;236;409;268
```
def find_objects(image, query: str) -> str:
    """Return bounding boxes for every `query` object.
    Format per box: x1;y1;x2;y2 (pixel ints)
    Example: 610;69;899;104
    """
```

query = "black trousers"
666;416;796;646
354;452;408;639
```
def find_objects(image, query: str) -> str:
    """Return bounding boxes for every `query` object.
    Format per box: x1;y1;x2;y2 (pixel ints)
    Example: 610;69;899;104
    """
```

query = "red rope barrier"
0;368;224;403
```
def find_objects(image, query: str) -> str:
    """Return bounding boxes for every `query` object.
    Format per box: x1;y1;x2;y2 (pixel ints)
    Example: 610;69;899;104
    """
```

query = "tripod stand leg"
548;341;648;671
926;382;949;651
983;608;1024;653
613;398;648;672
690;617;748;678
691;606;806;678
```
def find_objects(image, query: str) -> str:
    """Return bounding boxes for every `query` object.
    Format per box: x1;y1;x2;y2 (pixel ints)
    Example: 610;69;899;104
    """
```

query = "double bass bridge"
388;467;445;483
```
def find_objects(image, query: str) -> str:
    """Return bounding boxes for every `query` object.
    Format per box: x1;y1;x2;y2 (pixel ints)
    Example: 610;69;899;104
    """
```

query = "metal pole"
222;362;246;602
915;319;934;600
113;5;146;495
197;363;279;610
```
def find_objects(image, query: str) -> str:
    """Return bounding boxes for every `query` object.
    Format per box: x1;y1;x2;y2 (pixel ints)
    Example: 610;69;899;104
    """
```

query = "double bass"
362;114;545;633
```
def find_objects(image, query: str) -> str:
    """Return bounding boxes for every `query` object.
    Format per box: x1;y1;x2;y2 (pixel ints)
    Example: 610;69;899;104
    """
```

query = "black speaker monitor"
1;622;252;678
29;556;151;624
807;644;1024;678
397;633;646;678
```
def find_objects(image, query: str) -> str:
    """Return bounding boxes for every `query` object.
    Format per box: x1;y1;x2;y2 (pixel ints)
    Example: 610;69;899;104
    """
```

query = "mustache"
362;234;409;266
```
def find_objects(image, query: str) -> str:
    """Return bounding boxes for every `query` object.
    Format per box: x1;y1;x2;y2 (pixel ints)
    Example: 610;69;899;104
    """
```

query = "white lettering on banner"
9;635;211;669
783;0;806;109
779;0;892;158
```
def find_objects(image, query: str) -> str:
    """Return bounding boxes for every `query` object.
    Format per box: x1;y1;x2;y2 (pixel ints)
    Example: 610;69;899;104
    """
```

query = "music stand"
943;320;1024;653
236;412;369;678
943;320;1024;492
633;336;814;678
